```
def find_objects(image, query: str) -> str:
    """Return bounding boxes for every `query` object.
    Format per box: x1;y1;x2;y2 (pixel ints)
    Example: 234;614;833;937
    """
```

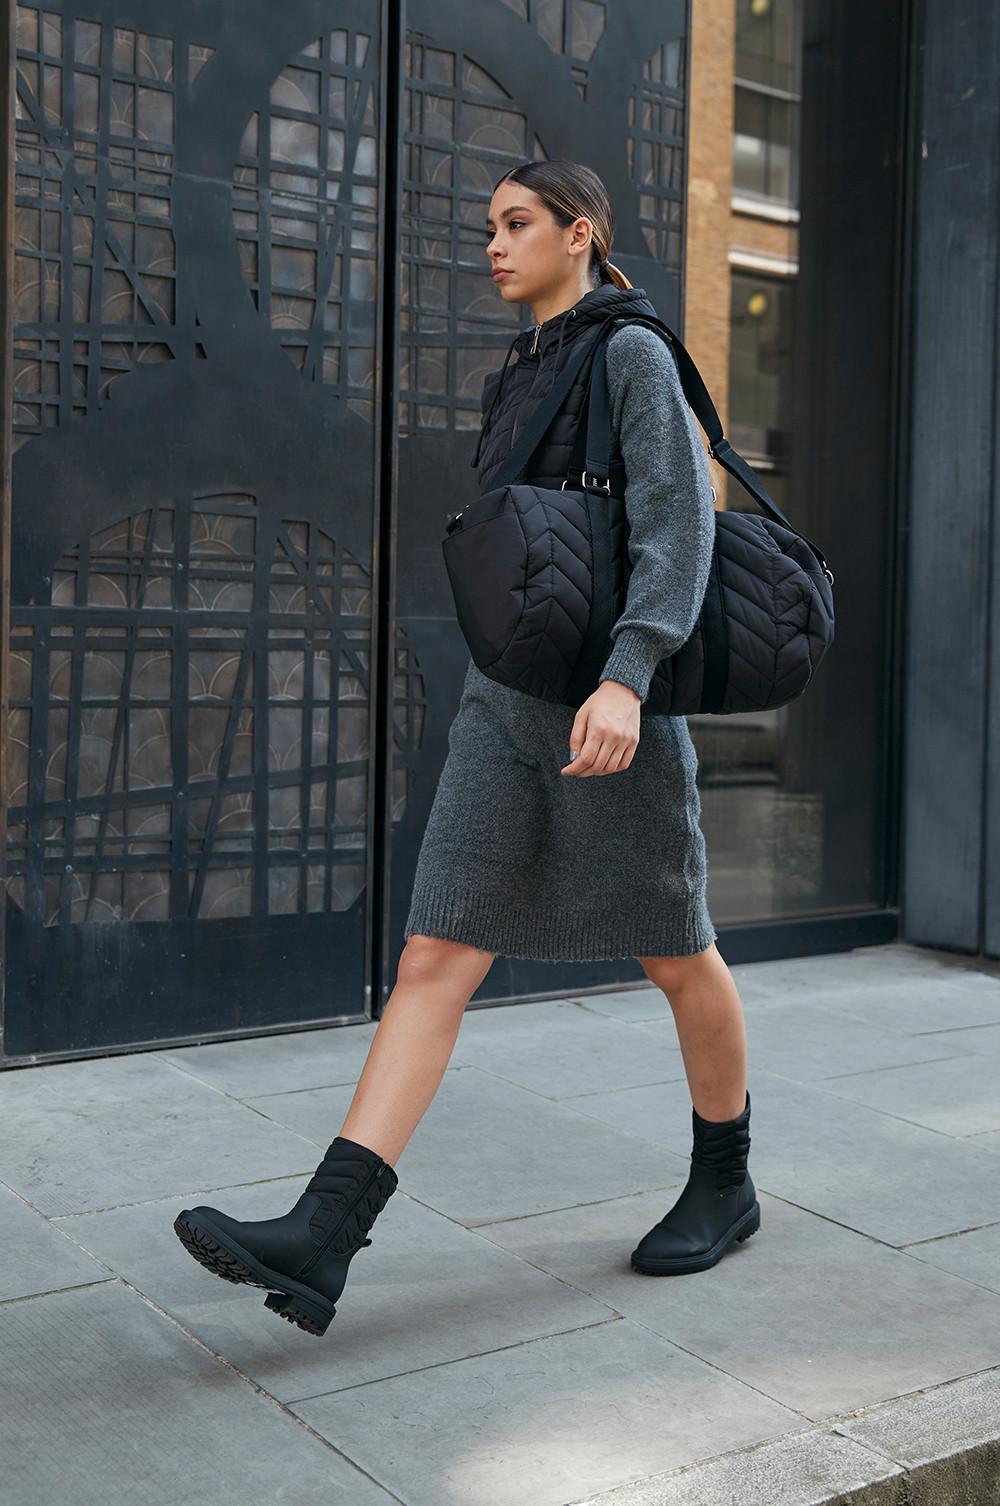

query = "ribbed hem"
404;882;717;962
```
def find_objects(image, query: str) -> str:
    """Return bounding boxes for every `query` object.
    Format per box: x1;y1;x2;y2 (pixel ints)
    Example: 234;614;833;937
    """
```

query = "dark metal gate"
3;0;691;1062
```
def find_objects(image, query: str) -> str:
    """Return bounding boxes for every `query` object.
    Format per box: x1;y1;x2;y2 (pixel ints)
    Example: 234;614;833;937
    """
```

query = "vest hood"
471;282;658;468
512;283;657;360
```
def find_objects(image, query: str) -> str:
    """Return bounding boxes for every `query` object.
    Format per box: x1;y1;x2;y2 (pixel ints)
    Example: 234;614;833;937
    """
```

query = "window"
733;0;802;208
728;269;794;499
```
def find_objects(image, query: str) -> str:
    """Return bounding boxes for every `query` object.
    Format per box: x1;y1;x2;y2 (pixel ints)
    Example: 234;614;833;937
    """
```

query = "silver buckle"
562;470;611;494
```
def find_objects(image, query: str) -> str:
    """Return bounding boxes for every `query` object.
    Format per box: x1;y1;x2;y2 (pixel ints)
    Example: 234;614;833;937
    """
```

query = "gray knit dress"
404;321;719;962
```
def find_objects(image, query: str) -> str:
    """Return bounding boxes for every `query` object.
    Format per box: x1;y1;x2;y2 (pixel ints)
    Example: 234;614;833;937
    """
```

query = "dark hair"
491;159;632;289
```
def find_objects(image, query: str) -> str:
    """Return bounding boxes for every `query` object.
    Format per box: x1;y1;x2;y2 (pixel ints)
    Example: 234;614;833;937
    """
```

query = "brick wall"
686;0;736;507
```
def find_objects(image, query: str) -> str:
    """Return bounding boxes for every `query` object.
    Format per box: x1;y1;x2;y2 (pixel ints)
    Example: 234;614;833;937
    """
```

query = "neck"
529;279;600;327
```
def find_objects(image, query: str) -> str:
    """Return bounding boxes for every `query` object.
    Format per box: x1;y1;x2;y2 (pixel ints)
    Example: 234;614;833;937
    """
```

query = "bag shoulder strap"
580;315;833;581
483;335;597;491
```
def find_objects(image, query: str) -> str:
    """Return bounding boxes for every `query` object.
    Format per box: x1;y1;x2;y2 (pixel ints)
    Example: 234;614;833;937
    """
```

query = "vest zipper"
510;325;542;450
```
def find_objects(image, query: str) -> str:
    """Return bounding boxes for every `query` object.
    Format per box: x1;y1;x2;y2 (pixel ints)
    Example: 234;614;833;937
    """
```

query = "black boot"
173;1135;398;1336
630;1089;760;1275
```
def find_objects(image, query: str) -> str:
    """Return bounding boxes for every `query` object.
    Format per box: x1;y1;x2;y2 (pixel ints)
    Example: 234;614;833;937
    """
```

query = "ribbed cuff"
598;627;668;704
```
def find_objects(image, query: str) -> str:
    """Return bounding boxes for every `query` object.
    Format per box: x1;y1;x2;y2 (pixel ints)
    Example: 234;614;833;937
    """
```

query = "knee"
397;932;496;989
638;940;717;998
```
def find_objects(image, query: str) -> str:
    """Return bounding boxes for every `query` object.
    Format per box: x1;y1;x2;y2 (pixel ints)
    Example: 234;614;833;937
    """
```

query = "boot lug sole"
173;1209;338;1336
630;1201;761;1276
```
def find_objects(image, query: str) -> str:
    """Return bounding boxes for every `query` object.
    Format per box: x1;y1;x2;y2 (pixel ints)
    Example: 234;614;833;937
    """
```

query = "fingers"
607;742;634;773
591;739;618;775
563;735;637;776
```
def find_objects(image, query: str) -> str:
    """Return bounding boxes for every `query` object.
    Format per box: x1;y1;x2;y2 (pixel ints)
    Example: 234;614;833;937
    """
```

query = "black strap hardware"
486;312;833;584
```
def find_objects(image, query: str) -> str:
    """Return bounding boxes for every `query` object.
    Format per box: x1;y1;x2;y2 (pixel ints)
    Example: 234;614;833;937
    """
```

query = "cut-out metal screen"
4;0;690;1060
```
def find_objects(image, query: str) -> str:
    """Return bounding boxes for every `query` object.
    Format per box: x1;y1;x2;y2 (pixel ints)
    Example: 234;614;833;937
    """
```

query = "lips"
492;269;512;280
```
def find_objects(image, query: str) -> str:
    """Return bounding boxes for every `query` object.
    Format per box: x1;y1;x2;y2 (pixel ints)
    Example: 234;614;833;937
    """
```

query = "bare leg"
338;934;497;1167
637;940;748;1121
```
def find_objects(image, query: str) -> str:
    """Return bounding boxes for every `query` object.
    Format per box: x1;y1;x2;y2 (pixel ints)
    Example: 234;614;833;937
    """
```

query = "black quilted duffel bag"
442;313;835;715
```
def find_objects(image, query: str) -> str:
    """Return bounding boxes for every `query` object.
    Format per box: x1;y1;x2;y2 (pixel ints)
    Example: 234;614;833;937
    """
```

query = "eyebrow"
485;205;534;228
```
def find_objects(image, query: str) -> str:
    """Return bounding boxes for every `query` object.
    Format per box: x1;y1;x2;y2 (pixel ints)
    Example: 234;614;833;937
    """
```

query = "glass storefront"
686;0;903;936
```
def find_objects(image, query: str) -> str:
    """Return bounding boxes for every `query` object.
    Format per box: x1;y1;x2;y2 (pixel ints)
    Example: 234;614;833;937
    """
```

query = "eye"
483;221;524;239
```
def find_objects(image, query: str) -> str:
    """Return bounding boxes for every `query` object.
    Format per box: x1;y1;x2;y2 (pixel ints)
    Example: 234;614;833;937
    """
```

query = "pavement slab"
2;940;998;1506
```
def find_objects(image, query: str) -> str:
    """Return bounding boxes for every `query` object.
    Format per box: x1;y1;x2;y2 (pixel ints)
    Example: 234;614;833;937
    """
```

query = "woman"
174;160;759;1337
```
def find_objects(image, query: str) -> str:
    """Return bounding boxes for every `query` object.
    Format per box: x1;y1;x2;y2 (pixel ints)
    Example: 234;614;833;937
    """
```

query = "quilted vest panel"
472;282;660;496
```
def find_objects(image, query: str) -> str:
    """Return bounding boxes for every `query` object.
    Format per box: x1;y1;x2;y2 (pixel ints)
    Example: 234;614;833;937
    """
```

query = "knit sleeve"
597;323;717;705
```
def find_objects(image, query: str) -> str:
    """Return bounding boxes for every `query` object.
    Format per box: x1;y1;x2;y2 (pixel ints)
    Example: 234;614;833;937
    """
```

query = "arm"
596;323;717;705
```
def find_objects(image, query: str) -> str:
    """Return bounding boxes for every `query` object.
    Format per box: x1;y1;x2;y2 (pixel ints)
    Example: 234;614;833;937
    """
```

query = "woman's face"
484;182;594;309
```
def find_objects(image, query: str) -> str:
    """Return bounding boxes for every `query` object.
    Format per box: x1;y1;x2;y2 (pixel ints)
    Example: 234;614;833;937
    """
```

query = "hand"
560;680;641;776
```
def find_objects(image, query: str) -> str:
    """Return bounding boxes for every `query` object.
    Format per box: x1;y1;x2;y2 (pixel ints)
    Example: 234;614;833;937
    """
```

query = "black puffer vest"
471;282;660;495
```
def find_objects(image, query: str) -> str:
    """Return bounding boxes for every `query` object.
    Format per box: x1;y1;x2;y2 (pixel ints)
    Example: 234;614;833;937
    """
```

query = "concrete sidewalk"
3;941;1000;1505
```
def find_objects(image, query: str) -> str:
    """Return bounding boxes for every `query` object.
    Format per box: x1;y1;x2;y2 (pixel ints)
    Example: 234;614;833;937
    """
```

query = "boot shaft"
303;1134;398;1253
690;1089;751;1195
